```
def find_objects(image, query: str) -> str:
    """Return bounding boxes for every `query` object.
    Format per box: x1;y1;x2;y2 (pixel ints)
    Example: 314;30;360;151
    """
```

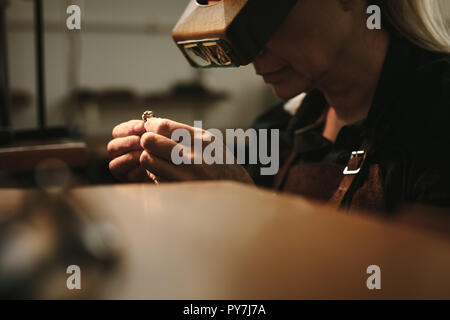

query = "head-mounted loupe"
172;0;298;68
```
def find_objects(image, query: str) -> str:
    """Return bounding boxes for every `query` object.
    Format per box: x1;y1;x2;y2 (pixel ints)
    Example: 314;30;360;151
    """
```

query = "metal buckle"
343;150;366;175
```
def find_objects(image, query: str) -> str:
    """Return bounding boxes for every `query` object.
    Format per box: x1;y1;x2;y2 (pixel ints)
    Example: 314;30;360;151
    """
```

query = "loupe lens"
183;43;211;67
202;42;232;66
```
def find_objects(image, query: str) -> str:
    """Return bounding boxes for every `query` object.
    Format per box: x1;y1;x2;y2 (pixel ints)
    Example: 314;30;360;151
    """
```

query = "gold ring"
142;110;154;122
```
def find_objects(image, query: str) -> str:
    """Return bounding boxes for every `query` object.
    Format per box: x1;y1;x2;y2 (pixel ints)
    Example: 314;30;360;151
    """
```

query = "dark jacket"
247;35;450;213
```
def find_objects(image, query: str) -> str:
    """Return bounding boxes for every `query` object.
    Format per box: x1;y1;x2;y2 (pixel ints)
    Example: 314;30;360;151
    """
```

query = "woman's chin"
272;83;306;100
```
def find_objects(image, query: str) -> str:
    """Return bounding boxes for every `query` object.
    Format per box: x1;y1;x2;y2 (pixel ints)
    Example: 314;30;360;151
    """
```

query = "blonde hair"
376;0;450;53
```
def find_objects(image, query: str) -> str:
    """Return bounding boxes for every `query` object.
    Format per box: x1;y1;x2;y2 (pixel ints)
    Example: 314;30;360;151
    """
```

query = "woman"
107;0;450;213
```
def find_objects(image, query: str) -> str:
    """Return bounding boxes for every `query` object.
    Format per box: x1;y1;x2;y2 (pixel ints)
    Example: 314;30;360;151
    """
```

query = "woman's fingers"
142;119;217;163
109;150;142;181
140;151;193;181
144;117;199;138
107;135;142;158
108;118;254;184
112;120;146;138
127;166;153;183
140;132;183;162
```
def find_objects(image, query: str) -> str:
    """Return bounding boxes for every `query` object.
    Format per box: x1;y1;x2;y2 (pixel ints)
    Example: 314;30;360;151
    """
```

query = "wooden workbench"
1;181;450;299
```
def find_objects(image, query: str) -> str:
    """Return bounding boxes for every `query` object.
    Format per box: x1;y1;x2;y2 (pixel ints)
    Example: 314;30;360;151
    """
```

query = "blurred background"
2;0;450;188
1;0;279;187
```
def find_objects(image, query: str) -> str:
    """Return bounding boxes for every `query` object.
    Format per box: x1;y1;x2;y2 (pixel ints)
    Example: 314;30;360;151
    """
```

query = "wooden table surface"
1;181;450;299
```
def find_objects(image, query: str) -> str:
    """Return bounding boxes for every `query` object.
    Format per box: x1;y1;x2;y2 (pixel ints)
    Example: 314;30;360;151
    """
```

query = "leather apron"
273;136;386;213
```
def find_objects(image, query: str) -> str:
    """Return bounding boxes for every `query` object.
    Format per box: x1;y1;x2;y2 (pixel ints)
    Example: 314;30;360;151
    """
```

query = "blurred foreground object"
2;182;447;299
0;191;121;299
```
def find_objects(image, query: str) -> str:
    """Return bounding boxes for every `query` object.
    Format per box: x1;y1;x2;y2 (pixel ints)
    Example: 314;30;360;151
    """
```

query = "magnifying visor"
172;0;298;68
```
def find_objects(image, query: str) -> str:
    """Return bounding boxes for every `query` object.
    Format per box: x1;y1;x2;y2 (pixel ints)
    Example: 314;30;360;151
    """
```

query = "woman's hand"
107;120;154;183
139;117;254;184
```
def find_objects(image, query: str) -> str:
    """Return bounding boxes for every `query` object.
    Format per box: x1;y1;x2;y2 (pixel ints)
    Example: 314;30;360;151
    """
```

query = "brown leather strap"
273;151;297;190
329;139;372;207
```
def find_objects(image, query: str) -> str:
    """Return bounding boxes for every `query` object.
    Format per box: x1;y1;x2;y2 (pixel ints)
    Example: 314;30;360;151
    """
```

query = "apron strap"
329;138;373;208
273;151;297;190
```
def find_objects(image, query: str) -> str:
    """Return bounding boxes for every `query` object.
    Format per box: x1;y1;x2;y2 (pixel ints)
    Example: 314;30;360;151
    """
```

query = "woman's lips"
261;66;290;84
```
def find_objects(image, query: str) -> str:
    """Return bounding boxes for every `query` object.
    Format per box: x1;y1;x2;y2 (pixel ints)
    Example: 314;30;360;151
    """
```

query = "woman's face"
253;0;360;99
